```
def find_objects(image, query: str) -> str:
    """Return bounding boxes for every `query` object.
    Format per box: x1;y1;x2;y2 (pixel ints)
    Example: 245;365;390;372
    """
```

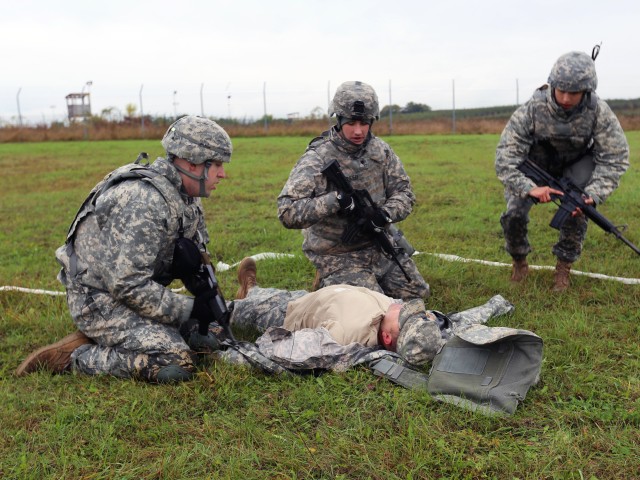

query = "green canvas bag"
426;324;543;415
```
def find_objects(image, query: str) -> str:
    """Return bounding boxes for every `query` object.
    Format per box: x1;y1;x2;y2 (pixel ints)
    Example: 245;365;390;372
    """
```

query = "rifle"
517;158;640;255
172;236;237;343
321;159;413;280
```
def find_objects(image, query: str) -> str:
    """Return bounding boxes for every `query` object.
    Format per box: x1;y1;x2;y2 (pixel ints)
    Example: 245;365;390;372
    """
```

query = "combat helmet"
162;115;232;164
162;116;232;197
329;81;380;124
547;51;598;93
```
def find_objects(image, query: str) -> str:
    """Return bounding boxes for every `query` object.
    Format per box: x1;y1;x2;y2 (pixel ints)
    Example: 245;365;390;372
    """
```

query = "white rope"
418;252;640;285
1;251;638;297
0;286;66;296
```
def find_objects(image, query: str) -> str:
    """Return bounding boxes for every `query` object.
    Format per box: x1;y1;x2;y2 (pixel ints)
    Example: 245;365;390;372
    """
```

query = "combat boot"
510;258;529;282
312;270;322;291
236;257;257;299
552;260;572;292
15;330;93;376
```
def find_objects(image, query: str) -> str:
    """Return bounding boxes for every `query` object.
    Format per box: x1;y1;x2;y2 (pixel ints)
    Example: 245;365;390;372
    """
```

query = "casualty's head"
162;115;232;197
547;51;598;111
329;81;380;145
395;298;447;365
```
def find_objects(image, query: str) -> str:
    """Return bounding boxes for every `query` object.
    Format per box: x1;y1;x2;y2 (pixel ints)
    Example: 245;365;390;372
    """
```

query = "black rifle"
173;236;237;343
517;158;640;255
321;159;413;280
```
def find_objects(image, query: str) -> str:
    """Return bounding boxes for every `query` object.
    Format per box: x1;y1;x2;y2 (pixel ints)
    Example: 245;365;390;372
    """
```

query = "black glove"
336;191;355;212
365;206;391;231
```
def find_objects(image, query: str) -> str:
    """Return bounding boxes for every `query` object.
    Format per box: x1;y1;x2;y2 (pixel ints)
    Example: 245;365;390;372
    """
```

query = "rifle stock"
517;159;640;255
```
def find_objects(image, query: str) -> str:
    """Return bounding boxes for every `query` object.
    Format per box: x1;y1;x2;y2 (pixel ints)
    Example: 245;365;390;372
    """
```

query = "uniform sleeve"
380;147;416;222
585;101;630;204
277;150;341;229
495;103;539;196
93;184;193;325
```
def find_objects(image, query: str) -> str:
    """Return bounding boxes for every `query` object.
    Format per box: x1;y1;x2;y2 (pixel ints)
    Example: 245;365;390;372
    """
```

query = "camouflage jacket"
55;157;208;326
277;127;415;255
495;85;629;204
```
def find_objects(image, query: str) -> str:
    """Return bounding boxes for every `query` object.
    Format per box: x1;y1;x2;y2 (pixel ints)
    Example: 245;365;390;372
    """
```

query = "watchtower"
65;92;91;122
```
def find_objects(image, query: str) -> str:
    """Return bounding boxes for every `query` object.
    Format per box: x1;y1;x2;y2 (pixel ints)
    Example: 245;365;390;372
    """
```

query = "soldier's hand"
336;191;355;211
572;195;595;217
365;207;391;231
528;186;563;203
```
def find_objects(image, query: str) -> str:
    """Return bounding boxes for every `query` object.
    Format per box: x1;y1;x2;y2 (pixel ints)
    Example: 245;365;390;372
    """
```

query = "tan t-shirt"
283;284;394;346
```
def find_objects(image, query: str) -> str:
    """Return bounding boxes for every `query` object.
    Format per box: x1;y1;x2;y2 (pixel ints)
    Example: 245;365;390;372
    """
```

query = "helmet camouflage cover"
396;298;444;365
161;115;232;164
547;51;598;93
329;81;380;123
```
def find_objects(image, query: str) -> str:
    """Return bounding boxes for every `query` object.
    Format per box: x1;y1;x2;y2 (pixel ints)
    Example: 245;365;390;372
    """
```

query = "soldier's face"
381;303;402;352
202;161;226;196
179;160;225;197
554;89;584;110
340;120;370;145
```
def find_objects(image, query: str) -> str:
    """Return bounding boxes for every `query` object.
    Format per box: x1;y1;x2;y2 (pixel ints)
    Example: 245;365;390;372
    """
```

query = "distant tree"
100;107;122;122
309;106;326;119
380;104;401;116
125;103;137;117
401;102;432;114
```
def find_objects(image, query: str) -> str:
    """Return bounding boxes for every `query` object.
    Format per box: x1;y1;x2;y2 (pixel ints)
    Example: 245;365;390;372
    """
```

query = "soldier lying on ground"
230;258;513;366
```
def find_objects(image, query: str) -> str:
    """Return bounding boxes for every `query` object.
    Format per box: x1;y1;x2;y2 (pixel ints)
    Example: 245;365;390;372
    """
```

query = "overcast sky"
2;0;639;124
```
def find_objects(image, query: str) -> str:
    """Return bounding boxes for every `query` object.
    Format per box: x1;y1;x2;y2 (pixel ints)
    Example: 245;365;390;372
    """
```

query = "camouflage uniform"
54;116;232;382
231;286;307;333
230;282;514;367
496;51;629;263
278;81;429;301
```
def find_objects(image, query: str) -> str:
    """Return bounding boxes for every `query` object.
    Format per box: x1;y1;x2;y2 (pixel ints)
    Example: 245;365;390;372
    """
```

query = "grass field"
1;133;639;479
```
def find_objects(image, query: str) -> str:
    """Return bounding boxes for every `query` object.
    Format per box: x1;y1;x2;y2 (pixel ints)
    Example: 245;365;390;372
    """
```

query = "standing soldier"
495;49;629;291
16;116;233;383
278;81;429;301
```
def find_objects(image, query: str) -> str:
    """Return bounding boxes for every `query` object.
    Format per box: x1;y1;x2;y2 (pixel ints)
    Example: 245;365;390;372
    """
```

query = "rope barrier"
1;251;638;297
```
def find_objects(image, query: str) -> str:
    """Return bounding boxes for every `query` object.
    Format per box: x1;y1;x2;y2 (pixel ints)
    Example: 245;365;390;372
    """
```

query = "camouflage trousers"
500;194;588;263
231;286;307;333
500;156;594;263
66;283;195;382
306;246;430;301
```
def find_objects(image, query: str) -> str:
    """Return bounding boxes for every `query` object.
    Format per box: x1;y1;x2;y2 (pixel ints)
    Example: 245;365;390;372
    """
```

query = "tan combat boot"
311;270;322;291
15;331;93;376
236;257;257;299
552;260;572;292
510;258;529;282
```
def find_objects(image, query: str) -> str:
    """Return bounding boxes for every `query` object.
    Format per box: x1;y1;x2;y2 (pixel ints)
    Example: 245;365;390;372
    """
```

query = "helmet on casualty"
547;51;598;93
162;115;232;164
329;81;380;123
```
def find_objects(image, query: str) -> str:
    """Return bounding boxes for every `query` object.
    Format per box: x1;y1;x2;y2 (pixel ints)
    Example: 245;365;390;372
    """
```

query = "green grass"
1;134;639;479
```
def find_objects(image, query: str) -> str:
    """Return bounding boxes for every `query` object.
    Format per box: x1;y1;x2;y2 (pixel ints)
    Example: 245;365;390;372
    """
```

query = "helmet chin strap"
174;161;211;197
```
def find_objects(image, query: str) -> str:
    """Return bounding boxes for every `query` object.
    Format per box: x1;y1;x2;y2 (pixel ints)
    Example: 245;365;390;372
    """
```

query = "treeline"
2;99;639;143
393;97;640;121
